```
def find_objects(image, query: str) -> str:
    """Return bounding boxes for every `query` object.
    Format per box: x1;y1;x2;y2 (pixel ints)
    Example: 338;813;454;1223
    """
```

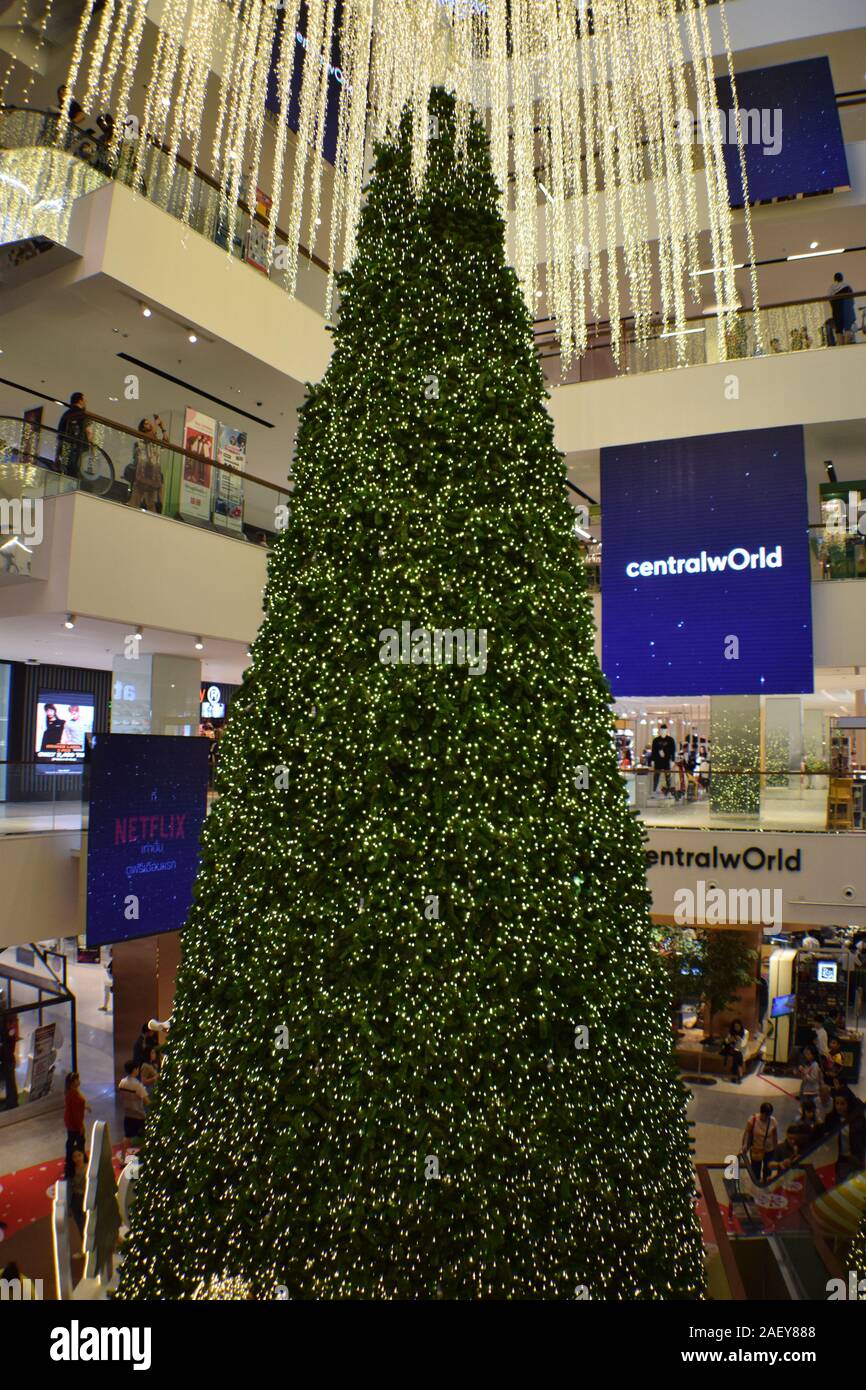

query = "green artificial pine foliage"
118;90;704;1301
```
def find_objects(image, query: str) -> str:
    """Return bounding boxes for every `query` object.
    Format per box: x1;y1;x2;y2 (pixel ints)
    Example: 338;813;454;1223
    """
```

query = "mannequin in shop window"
650;723;676;797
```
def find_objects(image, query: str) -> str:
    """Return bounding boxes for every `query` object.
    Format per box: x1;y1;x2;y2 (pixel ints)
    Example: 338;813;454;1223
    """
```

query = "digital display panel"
86;734;210;946
266;3;344;166
714;57;849;206
35;691;95;762
600;426;813;697
817;961;838;984
770;993;796;1019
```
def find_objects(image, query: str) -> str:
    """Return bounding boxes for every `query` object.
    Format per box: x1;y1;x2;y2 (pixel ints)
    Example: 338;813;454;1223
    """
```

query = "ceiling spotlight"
194;636;204;650
810;241;819;250
134;625;143;640
825;460;838;483
64;613;75;629
188;331;198;344
141;304;152;318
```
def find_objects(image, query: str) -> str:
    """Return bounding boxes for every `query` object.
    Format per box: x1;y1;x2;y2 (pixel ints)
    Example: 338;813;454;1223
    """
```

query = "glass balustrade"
542;293;865;384
621;768;866;833
0;414;291;547
0;107;328;316
1;758;862;838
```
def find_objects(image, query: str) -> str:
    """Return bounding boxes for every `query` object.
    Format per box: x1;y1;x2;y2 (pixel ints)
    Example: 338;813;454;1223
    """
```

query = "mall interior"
0;0;865;1306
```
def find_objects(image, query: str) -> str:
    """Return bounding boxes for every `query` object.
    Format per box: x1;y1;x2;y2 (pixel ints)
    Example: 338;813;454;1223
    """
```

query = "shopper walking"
63;1072;91;1177
98;952;112;1013
68;1146;88;1238
118;1060;149;1140
127;416;167;512
741;1102;778;1183
1;1009;19;1111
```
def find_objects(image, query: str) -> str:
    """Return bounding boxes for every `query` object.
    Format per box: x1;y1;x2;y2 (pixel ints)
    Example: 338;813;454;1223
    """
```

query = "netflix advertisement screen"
86;734;210;946
600;425;813;698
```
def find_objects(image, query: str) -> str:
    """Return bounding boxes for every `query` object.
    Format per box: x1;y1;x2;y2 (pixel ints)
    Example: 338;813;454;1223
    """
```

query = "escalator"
698;1117;863;1299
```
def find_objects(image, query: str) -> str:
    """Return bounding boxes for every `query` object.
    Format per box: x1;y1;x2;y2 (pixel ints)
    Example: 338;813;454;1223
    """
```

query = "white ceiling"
0;610;249;684
0;272;307;491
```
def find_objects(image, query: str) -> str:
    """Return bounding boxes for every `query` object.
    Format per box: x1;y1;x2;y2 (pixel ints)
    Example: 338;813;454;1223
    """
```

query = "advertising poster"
35;691;95;762
601;425;813;697
213;424;247;533
180;408;216;524
27;1021;57;1102
245;219;269;274
86;734;210;947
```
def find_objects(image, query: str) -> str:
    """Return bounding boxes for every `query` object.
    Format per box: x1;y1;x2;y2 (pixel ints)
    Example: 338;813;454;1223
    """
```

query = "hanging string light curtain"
43;0;760;364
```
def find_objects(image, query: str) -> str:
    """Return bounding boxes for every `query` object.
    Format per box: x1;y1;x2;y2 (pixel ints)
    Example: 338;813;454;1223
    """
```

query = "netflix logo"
114;814;187;845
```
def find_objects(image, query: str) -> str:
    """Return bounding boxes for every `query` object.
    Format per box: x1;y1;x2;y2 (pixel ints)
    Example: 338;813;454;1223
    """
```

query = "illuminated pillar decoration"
3;0;760;365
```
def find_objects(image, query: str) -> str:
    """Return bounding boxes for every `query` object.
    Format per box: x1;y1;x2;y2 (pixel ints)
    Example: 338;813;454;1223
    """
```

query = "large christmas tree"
119;91;704;1300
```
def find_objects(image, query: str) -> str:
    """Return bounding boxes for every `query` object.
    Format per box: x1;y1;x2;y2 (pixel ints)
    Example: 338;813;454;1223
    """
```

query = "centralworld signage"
645;844;801;872
601;425;813;696
625;545;782;580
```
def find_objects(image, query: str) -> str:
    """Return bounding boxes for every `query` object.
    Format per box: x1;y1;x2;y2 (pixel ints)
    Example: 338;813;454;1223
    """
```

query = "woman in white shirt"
799;1045;822;1101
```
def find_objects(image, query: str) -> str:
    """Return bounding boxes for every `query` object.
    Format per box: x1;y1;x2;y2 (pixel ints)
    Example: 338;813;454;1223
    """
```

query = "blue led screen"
86;735;210;946
714;57;849;205
600;426;813;697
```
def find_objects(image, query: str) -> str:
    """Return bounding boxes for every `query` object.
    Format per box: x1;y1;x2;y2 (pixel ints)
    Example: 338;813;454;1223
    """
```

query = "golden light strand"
54;0;757;370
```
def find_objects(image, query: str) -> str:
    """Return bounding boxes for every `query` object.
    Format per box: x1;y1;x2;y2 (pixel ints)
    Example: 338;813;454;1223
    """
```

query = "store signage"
86;734;209;946
644;829;866;927
601;425;813;696
646;845;801;872
213;426;246;535
625;546;782;579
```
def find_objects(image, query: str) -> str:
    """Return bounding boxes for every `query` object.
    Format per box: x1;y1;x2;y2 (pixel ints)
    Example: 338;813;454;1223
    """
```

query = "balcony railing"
0;761;90;835
0;106;328;314
4;105;864;384
539;292;865;384
0;412;291;545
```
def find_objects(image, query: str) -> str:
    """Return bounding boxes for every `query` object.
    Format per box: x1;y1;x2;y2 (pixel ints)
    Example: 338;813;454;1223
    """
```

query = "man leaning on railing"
54;392;92;476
